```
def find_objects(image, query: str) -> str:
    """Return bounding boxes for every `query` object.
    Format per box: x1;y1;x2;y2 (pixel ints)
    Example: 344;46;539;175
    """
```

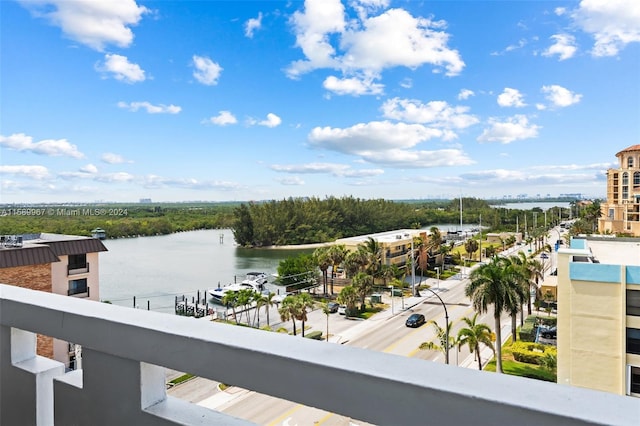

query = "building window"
631;366;640;396
627;328;640;355
629;156;635;169
68;253;88;274
609;208;614;219
635;172;640;187
623;172;629;185
628;290;640;316
68;278;88;296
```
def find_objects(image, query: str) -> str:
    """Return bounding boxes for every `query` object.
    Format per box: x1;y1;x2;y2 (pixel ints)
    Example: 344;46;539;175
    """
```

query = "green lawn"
484;339;556;382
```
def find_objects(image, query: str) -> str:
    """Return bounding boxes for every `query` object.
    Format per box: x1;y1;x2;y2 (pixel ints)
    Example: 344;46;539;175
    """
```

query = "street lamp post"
435;267;440;289
423;287;450;365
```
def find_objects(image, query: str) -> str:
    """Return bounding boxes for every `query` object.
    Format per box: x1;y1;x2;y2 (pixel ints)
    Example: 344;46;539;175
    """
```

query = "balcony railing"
68;263;89;275
0;284;637;425
67;286;89;297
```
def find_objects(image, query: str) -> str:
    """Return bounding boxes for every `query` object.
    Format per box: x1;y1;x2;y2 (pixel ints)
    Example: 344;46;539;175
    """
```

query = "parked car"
405;313;426;328
540;326;557;339
327;302;339;313
338;305;347;315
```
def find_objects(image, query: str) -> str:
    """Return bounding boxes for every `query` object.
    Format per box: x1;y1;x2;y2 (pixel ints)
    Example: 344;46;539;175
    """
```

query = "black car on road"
540;326;557;339
405;313;426;328
327;302;339;313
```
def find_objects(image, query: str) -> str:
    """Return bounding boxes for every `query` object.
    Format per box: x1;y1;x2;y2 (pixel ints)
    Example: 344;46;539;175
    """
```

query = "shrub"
511;341;556;365
304;330;323;340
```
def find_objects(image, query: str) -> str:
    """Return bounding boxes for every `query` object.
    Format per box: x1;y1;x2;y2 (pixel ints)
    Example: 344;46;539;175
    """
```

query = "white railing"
0;284;637;425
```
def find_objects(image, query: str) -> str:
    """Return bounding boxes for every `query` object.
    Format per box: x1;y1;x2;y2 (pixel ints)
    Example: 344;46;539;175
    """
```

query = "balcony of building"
0;284;637;426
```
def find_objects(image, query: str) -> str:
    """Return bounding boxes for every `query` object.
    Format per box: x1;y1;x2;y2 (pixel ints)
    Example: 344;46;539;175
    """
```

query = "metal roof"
0;245;60;268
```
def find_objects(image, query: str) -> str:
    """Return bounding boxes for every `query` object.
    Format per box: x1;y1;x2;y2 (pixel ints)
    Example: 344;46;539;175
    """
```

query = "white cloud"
0;165;50;180
257;113;282;128
308;120;474;168
541;85;582;107
95;172;135;183
245;12;263;38
205;111;237;126
477;115;540;144
399;78;412;89
97;54;145;83
381;98;479;131
555;7;567;16
0;133;84;158
117;101;181;114
270;162;384;177
572;0;640;57
458;89;474;100
275;176;305;186
323;75;384;96
192;55;223;85
80;164;98;174
286;2;464;90
17;0;148;51
101;153;130;164
497;88;526;108
142;175;243;191
542;34;577;60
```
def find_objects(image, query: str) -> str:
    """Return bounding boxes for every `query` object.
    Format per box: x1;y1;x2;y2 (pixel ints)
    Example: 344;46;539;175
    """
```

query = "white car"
338;305;347;315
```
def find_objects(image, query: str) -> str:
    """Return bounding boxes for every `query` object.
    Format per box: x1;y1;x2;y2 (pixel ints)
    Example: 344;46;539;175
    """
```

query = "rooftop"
335;229;423;245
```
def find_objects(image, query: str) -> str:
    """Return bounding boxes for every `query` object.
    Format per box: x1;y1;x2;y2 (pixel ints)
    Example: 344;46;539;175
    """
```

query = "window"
628;290;640;316
68;278;88;296
634;172;640;186
629;156;634;169
627;328;640;355
68;254;86;269
630;366;640;396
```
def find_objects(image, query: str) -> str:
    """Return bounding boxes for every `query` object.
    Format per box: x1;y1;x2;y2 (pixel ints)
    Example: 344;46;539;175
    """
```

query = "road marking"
268;406;302;426
316;412;334;424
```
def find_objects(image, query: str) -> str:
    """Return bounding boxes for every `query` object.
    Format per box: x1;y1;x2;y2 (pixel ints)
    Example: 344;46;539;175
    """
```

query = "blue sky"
1;0;639;204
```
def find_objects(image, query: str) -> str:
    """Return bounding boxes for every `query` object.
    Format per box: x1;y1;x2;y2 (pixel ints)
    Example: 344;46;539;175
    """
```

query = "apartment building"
556;236;640;397
599;144;640;236
0;233;107;368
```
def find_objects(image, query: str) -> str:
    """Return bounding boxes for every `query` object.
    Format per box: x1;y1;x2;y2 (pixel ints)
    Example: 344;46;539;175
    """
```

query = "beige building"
335;229;426;270
0;233;107;369
599;144;640;236
556;236;640;397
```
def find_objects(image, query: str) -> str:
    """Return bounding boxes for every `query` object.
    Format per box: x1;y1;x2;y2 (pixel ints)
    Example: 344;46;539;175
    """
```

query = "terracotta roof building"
599;145;640;236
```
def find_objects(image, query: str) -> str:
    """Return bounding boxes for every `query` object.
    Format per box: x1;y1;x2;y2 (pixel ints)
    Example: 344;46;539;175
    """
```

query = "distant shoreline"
259;242;332;250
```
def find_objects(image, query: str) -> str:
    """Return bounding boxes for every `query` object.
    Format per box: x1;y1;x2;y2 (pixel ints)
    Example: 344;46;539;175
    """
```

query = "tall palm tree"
313;246;331;295
457;313;495;370
362;237;382;277
279;295;300;336
321;302;331;342
418;320;456;363
327;244;347;295
351;272;374;311
466;256;521;373
295;293;315;337
263;292;276;327
337;285;359;317
221;291;239;324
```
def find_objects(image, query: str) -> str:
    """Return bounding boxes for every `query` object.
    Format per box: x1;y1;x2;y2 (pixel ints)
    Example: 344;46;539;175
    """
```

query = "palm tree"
418;320;455;363
457;313;495;370
362;236;382;277
351;272;374;311
321;302;331;342
327;244;347;294
313;246;331;295
221;291;239;324
466;256;521;373
236;288;254;325
278;295;300;336
337;285;358;317
263;292;276;327
295;293;315;337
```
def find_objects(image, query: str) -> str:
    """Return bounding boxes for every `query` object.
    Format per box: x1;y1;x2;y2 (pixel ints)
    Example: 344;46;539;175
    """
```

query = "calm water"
491;201;571;210
99;229;311;313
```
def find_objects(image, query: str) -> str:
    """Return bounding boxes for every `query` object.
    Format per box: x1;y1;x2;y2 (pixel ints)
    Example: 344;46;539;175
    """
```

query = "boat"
209;272;269;303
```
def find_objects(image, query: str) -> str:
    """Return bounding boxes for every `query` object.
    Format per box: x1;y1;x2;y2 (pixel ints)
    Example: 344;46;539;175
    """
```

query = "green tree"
321;302;332;342
313;246;331;295
362;236;382;277
279;296;301;336
457;313;495;370
418;320;456;363
221;291;239;324
295;293;315;337
351;272;374;311
232;203;254;246
262;292;276;327
337;285;359;316
466;256;522;373
327;244;347;294
464;238;479;260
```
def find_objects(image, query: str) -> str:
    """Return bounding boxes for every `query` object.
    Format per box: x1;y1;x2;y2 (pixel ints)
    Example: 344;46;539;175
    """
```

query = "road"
169;271;516;426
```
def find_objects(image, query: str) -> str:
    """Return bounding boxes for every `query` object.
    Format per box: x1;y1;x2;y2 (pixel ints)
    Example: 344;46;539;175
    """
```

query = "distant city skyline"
1;0;638;204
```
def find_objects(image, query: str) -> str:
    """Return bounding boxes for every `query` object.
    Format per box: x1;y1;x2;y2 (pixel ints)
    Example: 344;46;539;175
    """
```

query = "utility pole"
479;214;482;262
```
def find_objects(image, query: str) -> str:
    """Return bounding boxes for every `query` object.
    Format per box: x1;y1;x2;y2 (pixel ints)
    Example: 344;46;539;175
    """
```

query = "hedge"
511;341;557;365
304;331;323;340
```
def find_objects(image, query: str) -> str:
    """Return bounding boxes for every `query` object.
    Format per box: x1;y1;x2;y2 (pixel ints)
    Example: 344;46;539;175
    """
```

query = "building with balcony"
556;236;640;397
335;229;427;270
599;145;640;236
0;233;107;368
